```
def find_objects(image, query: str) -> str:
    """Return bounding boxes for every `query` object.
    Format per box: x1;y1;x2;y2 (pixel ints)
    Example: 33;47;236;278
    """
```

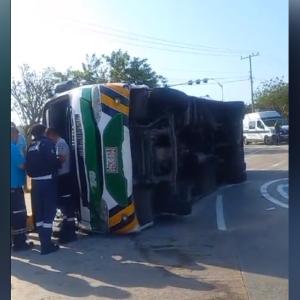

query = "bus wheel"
243;137;248;145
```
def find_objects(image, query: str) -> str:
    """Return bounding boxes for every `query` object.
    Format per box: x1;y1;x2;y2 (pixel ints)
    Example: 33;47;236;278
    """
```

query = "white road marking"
277;184;289;199
216;194;227;231
260;178;289;208
266;207;276;211
270;160;288;169
272;163;280;168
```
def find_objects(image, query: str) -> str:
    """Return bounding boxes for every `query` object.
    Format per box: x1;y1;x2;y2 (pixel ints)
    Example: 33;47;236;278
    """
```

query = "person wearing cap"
26;124;61;255
46;127;77;243
11;126;33;251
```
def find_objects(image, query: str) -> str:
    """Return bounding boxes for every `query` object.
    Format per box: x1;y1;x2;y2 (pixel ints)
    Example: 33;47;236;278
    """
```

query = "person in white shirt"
46;128;77;243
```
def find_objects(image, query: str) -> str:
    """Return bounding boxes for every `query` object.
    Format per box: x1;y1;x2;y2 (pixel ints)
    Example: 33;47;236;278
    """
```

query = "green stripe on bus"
103;113;128;207
80;90;104;232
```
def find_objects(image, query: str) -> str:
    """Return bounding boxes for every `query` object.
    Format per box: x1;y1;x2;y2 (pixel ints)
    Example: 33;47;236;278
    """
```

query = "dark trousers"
273;134;280;145
57;173;76;240
11;188;27;247
31;178;57;250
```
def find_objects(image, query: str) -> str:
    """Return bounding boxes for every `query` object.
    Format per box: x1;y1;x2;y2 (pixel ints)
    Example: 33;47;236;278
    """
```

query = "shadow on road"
11;233;215;299
11;169;288;298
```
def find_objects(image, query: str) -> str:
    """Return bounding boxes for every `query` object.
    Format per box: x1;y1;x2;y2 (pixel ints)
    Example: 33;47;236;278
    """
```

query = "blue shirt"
11;143;26;188
17;134;27;156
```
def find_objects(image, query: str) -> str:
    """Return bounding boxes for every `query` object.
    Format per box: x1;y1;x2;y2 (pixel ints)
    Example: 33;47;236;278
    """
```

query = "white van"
243;111;288;145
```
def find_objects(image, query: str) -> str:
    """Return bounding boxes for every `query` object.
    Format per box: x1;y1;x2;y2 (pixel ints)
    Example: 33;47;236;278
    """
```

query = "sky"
12;0;288;124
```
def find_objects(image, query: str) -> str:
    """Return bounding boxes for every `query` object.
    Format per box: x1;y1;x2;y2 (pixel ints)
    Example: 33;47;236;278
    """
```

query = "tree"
11;51;167;129
11;64;59;132
52;54;108;85
105;50;130;83
53;50;167;87
244;104;253;114
254;77;288;118
80;53;108;84
104;50;167;87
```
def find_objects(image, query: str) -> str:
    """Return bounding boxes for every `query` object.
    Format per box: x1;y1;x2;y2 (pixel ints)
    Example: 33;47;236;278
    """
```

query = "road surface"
11;144;288;300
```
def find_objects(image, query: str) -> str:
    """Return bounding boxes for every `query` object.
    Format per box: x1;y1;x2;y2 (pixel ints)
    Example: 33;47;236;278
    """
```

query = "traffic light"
188;80;193;85
195;79;201;84
202;78;208;84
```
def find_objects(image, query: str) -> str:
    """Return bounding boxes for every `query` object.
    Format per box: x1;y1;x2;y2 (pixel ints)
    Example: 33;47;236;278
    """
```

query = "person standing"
11;126;33;251
26;124;61;255
11;122;27;156
46;128;77;243
274;120;281;145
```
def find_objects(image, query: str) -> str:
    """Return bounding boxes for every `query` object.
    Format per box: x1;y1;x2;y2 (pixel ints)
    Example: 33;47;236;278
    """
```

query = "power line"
64;18;257;56
66;18;251;52
241;52;260;112
74;30;242;57
160;67;248;74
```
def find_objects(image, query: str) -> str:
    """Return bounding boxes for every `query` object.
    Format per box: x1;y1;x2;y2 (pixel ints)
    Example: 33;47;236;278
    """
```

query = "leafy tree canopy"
11;50;167;127
11;64;59;131
254;77;288;119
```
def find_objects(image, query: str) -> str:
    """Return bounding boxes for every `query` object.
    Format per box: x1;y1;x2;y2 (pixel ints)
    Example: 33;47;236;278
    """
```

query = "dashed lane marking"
266;207;276;211
216;194;227;231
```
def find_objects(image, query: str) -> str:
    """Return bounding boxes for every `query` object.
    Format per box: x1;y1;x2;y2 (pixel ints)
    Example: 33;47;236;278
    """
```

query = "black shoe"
13;241;34;252
41;243;59;255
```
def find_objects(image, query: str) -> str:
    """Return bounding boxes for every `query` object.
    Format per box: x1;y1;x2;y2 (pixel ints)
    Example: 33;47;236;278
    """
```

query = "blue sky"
12;0;288;110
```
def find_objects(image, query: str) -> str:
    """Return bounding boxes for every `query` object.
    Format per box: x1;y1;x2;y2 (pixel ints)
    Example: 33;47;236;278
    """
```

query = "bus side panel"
80;92;106;233
97;84;140;234
70;90;92;231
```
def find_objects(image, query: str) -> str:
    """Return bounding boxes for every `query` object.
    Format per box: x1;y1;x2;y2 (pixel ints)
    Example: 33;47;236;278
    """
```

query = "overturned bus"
42;83;246;234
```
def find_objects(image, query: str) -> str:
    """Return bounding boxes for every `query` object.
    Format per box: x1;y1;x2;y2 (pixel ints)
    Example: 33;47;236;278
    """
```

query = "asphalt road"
225;144;288;300
11;144;288;300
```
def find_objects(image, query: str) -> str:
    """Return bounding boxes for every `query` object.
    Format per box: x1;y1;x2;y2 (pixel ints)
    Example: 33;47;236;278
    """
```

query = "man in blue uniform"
11;126;33;251
26;124;61;255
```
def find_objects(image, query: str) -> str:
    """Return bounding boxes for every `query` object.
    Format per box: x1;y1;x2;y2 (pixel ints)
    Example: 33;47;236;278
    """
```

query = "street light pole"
216;81;224;101
208;78;223;101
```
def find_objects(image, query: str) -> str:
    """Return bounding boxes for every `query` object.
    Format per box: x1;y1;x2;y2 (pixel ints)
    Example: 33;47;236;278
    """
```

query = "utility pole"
241;52;259;112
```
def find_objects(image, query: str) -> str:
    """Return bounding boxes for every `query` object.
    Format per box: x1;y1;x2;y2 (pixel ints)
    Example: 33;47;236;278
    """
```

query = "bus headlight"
92;86;102;123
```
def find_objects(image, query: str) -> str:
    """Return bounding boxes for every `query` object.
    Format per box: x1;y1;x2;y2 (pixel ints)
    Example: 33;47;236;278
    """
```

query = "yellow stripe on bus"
108;202;135;228
101;94;129;116
105;83;130;99
115;216;139;234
